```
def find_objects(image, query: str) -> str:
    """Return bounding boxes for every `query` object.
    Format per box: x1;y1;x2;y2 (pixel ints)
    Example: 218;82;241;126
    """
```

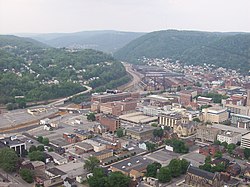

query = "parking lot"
0;107;58;129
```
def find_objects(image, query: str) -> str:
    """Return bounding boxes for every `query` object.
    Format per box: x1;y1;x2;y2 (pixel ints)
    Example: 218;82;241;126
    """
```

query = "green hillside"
0;35;130;107
114;30;250;73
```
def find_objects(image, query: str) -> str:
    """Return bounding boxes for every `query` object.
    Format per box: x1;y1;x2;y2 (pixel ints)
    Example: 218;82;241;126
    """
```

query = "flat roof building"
202;107;228;123
217;130;241;145
0;137;26;157
241;133;250;149
126;125;156;141
119;112;158;125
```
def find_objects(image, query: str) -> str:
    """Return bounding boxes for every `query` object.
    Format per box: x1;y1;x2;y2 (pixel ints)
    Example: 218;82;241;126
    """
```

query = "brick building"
179;90;197;106
98;115;121;133
91;92;140;103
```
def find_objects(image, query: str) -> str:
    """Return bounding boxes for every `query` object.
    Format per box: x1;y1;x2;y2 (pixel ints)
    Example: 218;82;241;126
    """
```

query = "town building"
92;149;114;161
179;90;197;106
110;156;152;180
173;121;197;137
158;113;189;128
197;96;213;105
241;133;250;149
63;133;79;144
126;125;156;141
185;166;223;187
91;92;139;103
199;145;226;157
83;139;107;152
202;107;228;123
120;112;158;125
217;130;241;144
226;104;250;116
98;114;121;133
46;152;67;165
196;125;221;143
99;102;122;116
75;142;93;155
0;136;26;157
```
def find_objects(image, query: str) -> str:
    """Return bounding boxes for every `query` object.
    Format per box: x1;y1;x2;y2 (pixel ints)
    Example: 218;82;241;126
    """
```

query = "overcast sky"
0;0;250;34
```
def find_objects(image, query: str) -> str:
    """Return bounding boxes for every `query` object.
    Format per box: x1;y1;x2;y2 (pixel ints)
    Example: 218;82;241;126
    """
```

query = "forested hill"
114;30;250;73
18;30;145;53
0;35;130;108
0;35;48;50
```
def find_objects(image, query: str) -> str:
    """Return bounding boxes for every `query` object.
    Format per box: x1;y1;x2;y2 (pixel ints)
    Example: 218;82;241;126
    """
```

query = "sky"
0;0;250;34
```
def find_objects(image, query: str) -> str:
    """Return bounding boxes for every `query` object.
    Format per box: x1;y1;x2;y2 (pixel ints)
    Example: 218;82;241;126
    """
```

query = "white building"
241;133;250;149
217;130;241;144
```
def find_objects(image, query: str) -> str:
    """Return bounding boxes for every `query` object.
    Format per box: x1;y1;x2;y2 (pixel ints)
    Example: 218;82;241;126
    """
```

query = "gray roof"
111;156;152;173
187;166;215;180
0;137;25;146
93;149;113;156
46;167;66;176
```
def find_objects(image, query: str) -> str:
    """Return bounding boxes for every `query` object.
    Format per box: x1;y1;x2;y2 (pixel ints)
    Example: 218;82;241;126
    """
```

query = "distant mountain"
17;30;145;53
114;30;250;73
0;35;48;50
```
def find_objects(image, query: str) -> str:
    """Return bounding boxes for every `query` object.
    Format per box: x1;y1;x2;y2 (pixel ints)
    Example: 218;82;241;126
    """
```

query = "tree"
244;148;250;159
29;145;37;153
221;142;228;149
108;171;130;187
28;151;45;162
87;168;107;187
116;128;124;138
84;156;100;172
20;168;34;183
205;156;212;164
211;163;225;173
151;123;158;127
146;162;161;178
214;140;221;145
37;145;45;152
168;159;181;177
0;148;18;172
157;167;171;183
214;151;222;159
172;139;189;153
199;163;212;172
227;143;236;154
153;128;164;138
37;136;43;143
87;113;96;121
42;138;49;146
146;142;156;152
180;159;189;174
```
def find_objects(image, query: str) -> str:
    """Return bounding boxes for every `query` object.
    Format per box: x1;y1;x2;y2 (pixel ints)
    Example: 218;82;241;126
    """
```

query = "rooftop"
212;124;249;135
242;132;250;139
46;167;66;176
0;137;25;146
218;130;240;137
126;125;156;133
119;112;158;124
187;166;215;180
111;156;152;173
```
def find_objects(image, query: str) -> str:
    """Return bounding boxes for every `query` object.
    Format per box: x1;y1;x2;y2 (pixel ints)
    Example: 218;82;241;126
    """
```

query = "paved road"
49;84;92;107
119;62;144;92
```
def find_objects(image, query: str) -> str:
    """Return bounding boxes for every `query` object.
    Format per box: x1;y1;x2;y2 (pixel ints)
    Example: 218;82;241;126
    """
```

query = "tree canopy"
0;148;18;172
84;156;100;172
